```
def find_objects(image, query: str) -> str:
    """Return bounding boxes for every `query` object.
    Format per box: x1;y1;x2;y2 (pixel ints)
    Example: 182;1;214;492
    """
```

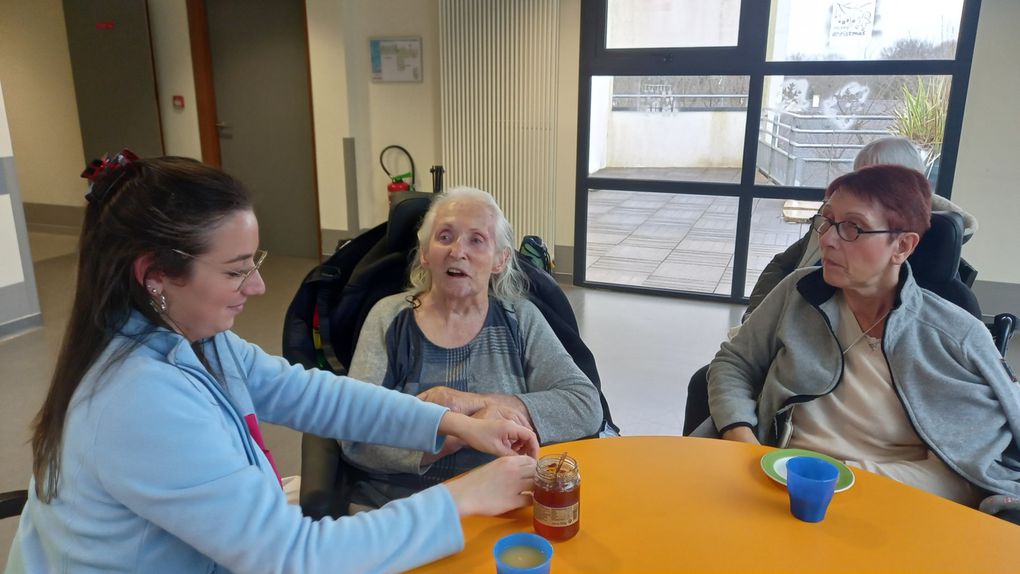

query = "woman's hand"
471;404;534;432
438;412;539;458
418;387;487;415
445;455;536;516
721;426;760;444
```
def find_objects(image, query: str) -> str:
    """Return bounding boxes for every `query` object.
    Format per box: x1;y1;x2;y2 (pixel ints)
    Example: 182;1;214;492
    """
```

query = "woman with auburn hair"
707;164;1020;513
743;136;977;322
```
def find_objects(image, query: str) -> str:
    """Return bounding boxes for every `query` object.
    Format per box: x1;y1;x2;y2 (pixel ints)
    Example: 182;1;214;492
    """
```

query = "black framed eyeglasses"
809;214;904;242
172;248;268;291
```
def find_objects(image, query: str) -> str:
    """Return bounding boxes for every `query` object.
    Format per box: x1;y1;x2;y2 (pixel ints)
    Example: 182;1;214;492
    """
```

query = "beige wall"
0;0;86;207
147;0;202;159
307;0;351;232
554;0;581;248
954;0;1020;284
341;0;441;229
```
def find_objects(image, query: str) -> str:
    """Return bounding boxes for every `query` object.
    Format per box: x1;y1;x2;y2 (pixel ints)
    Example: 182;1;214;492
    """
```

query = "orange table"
411;436;1020;573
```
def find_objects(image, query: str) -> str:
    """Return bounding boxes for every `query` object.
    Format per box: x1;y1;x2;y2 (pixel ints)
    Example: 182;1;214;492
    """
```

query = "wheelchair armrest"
299;434;341;520
1;489;28;519
989;313;1017;357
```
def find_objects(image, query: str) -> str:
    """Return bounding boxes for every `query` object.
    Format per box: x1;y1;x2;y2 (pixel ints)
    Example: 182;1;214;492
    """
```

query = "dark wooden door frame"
184;0;322;258
185;0;221;167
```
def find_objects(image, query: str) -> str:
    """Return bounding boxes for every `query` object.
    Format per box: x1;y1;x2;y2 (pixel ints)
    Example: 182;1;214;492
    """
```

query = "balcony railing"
605;97;913;188
757;107;898;187
611;93;749;113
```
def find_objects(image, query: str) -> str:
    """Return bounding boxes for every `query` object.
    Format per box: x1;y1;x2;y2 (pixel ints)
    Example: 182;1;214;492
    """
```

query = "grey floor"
0;232;745;564
586;191;810;295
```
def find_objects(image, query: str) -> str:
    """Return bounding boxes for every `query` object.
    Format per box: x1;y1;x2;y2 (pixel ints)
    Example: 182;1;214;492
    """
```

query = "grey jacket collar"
795;262;917;311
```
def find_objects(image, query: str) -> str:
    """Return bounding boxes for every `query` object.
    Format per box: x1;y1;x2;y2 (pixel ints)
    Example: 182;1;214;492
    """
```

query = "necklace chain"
842;310;890;356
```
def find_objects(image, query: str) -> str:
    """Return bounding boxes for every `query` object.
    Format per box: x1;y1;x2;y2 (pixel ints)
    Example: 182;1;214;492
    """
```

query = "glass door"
576;0;979;302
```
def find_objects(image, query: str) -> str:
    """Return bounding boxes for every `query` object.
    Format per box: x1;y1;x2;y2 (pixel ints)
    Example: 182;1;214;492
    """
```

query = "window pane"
590;76;750;184
586;190;737;295
743;197;818;297
757;75;950;188
767;0;964;61
607;0;741;49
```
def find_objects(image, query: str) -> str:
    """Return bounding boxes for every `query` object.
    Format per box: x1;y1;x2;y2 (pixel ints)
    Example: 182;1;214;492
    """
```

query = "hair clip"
82;148;139;205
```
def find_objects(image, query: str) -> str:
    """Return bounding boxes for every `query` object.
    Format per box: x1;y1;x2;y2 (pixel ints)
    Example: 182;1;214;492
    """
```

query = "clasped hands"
432;388;540;517
425;386;538;462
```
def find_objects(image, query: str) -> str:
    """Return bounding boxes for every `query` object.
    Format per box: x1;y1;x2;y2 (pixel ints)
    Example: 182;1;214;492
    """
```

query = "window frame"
574;0;983;302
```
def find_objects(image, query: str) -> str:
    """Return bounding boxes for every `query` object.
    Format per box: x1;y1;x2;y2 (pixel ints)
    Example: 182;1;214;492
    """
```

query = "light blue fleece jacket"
5;312;463;574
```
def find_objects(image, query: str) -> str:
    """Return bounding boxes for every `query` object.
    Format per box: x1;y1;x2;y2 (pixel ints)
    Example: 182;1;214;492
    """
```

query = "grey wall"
63;0;163;160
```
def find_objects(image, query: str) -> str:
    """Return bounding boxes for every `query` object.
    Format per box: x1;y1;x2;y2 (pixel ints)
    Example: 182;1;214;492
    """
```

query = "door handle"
215;122;231;129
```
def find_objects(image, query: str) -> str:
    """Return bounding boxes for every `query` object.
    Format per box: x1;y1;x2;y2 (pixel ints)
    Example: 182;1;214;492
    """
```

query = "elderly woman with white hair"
340;186;603;510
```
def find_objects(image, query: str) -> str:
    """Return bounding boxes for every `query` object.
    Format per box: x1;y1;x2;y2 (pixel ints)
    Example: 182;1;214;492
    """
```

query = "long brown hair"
31;156;251;501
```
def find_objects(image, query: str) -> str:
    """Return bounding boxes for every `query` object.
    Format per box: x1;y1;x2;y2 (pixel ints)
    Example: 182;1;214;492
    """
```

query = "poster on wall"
370;37;423;83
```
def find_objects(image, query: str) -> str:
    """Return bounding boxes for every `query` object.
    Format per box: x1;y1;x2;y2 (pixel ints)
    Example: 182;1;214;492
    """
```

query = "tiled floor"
586;190;809;295
0;232;745;564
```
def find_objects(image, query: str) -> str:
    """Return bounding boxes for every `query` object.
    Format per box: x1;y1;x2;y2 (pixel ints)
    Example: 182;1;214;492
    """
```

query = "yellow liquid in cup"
499;545;547;568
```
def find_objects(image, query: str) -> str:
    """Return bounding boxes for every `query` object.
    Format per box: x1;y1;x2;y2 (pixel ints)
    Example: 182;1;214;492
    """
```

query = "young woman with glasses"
6;152;539;574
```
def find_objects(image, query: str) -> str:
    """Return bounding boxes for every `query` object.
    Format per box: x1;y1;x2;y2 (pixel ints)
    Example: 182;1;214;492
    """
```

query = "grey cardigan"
708;265;1020;497
340;293;602;505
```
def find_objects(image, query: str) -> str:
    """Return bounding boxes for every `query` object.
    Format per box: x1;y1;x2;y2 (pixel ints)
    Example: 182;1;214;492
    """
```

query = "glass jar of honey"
533;454;580;541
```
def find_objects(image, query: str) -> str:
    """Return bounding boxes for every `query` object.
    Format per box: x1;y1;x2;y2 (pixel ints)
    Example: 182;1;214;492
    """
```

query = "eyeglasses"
809;214;904;242
172;248;268;291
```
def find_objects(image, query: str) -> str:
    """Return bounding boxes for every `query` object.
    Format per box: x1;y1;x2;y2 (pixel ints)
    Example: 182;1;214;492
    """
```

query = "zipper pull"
779;404;796;448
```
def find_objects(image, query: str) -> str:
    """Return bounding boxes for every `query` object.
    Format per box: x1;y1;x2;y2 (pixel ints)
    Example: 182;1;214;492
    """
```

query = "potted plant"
891;76;949;179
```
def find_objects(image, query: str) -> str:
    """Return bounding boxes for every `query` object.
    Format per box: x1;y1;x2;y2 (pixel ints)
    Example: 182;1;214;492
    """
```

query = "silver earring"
150;292;168;314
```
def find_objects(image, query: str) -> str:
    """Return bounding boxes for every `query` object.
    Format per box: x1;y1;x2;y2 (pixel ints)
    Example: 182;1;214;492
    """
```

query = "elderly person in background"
342;186;603;511
743;136;977;321
708;165;1020;512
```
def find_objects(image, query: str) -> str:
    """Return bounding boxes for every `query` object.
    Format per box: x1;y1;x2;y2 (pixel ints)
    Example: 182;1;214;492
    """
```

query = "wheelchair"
282;194;618;520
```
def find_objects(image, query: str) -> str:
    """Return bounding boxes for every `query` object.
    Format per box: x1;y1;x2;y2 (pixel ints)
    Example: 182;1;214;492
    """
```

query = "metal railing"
756;108;898;187
611;93;749;113
604;100;919;188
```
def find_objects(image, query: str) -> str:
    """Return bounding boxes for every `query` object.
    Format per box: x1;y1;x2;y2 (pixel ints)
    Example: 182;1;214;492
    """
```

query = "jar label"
533;502;579;527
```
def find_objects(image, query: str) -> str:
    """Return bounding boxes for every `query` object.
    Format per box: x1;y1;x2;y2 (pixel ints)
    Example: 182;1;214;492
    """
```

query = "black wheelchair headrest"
387;193;434;252
909;211;964;284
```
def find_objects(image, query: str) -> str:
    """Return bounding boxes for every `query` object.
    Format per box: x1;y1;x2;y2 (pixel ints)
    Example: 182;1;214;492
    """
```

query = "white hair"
854;137;926;173
408;186;527;302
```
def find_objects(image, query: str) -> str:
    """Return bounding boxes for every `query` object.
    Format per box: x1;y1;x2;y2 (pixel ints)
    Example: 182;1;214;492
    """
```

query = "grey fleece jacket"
708;264;1020;498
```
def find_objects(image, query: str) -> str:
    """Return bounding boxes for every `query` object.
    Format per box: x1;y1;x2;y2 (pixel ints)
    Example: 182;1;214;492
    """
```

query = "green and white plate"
760;448;856;493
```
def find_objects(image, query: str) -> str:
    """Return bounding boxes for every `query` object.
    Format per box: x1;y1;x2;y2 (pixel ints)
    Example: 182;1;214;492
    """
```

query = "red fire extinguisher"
380;145;415;204
387;172;412;193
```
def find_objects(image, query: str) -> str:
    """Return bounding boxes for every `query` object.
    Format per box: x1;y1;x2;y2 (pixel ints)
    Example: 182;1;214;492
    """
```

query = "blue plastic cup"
493;532;553;574
786;456;839;523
